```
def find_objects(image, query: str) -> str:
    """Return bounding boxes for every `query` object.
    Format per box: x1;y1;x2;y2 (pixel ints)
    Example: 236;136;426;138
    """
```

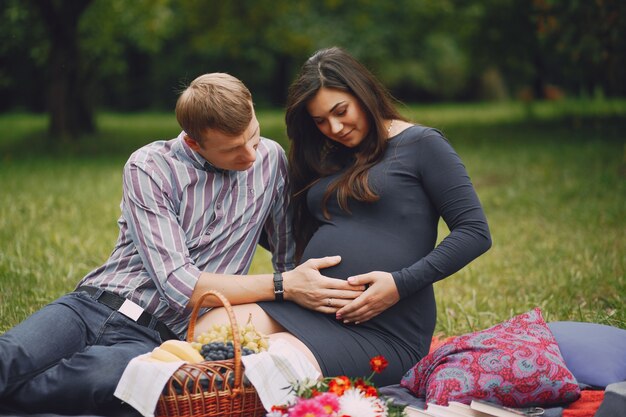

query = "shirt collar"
203;160;227;174
174;131;227;174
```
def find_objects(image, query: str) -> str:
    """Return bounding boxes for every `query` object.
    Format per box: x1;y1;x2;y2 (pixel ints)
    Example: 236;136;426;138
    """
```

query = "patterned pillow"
400;308;580;407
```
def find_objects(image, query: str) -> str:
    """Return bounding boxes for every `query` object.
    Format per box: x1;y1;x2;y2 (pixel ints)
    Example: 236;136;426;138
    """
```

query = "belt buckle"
118;299;144;321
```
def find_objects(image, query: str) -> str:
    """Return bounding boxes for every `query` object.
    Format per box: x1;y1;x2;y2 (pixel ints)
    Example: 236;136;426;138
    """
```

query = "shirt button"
216;203;221;209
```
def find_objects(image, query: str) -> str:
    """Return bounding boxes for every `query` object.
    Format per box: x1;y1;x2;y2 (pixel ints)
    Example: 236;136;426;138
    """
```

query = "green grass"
1;99;624;335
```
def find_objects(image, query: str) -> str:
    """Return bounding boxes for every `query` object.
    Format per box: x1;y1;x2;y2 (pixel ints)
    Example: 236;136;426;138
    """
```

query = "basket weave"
156;290;265;417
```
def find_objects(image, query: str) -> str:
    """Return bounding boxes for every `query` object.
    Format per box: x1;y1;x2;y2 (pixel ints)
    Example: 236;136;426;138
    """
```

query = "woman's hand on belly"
283;256;366;313
336;271;400;324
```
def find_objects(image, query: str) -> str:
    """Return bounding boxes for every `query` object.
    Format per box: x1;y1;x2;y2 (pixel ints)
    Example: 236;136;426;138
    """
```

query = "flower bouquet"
266;356;406;417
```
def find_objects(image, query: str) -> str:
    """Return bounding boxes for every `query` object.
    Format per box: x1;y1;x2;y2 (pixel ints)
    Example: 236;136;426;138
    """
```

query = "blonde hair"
176;73;252;142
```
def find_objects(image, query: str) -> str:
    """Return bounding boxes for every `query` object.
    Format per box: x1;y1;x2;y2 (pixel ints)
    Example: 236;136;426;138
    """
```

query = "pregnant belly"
301;224;423;279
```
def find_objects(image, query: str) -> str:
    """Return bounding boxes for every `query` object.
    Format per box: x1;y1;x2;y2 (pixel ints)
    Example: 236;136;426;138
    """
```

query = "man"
0;73;360;415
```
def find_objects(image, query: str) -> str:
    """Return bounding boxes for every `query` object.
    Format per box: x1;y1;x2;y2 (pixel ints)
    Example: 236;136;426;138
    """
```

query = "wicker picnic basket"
155;290;265;417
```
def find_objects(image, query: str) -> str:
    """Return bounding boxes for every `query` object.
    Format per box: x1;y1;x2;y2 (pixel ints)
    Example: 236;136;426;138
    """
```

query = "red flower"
270;404;289;414
369;355;388;374
364;385;379;397
328;376;351;396
353;378;368;391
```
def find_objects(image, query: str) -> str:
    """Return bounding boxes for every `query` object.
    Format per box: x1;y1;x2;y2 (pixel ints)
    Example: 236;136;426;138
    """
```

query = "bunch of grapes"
192;314;269;361
199;341;256;361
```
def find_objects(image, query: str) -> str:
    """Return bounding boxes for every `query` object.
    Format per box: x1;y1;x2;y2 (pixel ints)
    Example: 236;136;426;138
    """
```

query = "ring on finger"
327;298;333;307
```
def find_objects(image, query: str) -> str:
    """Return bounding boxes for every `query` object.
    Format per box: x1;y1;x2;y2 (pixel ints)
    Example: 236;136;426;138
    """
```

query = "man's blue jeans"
0;289;164;414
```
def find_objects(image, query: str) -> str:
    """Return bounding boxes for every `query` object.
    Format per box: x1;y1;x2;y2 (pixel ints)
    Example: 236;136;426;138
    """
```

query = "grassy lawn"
1;99;624;335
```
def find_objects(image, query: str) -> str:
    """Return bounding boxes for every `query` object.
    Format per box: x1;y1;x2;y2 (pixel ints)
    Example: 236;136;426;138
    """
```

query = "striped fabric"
78;131;295;336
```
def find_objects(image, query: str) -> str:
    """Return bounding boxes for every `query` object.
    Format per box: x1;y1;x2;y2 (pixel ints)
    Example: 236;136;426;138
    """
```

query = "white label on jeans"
119;299;144;321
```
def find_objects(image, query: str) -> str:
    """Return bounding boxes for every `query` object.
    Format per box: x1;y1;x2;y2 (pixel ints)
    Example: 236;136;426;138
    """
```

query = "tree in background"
1;0;624;142
1;0;173;141
172;0;466;104
0;0;467;121
28;0;95;139
534;0;626;97
463;0;626;100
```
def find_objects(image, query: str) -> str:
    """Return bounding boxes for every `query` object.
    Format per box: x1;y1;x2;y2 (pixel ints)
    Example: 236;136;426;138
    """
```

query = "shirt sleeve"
391;129;492;297
121;160;201;313
262;143;296;272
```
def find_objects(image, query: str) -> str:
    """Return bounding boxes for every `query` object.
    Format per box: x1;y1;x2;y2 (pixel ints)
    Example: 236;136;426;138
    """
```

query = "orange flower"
327;376;351;396
369;355;388;374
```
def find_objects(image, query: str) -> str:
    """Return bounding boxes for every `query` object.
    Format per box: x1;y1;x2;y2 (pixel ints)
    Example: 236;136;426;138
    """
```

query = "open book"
404;400;544;417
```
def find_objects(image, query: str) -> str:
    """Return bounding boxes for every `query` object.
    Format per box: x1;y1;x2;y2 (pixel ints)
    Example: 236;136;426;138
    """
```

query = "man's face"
186;113;261;171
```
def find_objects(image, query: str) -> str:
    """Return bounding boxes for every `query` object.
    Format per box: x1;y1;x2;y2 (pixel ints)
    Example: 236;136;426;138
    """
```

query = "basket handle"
187;290;244;391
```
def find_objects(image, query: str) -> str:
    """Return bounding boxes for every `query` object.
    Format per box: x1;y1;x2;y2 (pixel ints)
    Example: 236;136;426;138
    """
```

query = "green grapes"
192;314;269;357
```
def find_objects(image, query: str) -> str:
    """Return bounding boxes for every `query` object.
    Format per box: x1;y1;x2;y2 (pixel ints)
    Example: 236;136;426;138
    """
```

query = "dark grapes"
200;342;258;361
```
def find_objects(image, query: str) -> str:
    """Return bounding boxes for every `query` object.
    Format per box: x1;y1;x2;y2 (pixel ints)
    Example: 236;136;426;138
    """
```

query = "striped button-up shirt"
78;131;295;336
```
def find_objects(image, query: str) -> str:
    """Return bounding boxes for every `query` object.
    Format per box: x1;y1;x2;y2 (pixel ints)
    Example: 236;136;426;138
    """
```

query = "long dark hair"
286;47;406;261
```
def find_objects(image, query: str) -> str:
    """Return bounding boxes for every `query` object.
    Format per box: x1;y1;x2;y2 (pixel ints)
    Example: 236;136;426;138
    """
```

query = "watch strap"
273;272;284;302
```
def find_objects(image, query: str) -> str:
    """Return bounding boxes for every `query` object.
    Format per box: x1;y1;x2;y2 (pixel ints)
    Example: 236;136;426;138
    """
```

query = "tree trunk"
269;53;292;107
29;0;95;141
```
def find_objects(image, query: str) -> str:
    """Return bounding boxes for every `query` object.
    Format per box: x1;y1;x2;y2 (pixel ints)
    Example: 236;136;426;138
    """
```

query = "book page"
470;400;536;417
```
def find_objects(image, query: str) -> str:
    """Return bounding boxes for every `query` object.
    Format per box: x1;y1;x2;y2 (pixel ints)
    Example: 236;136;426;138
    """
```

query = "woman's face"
306;87;370;148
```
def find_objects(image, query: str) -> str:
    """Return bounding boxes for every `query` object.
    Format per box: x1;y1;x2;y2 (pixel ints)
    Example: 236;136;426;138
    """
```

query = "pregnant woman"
257;47;492;386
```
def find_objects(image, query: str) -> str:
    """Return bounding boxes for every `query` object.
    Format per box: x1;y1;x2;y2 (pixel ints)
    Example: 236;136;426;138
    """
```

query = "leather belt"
76;286;178;341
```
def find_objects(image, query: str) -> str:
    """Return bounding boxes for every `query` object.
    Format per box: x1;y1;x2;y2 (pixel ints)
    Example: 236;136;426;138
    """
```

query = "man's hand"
282;256;366;312
335;271;400;324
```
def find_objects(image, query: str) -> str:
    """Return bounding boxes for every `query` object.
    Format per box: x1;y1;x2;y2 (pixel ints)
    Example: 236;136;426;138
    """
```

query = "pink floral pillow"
400;308;580;407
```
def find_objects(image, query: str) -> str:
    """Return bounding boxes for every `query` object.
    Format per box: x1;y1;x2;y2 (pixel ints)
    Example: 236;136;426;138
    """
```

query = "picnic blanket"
562;389;605;417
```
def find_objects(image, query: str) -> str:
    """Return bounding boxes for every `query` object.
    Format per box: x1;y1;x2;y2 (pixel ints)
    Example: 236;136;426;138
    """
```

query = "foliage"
534;0;626;96
0;0;175;139
0;0;49;111
462;0;626;99
78;0;174;76
3;0;625;129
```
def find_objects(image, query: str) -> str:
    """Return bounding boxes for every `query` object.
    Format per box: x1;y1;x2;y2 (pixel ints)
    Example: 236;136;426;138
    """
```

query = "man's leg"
5;342;152;414
0;291;159;414
0;294;97;398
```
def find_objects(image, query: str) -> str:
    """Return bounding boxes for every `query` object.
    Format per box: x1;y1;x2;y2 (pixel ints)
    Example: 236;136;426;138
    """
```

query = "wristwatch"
273;272;284;302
